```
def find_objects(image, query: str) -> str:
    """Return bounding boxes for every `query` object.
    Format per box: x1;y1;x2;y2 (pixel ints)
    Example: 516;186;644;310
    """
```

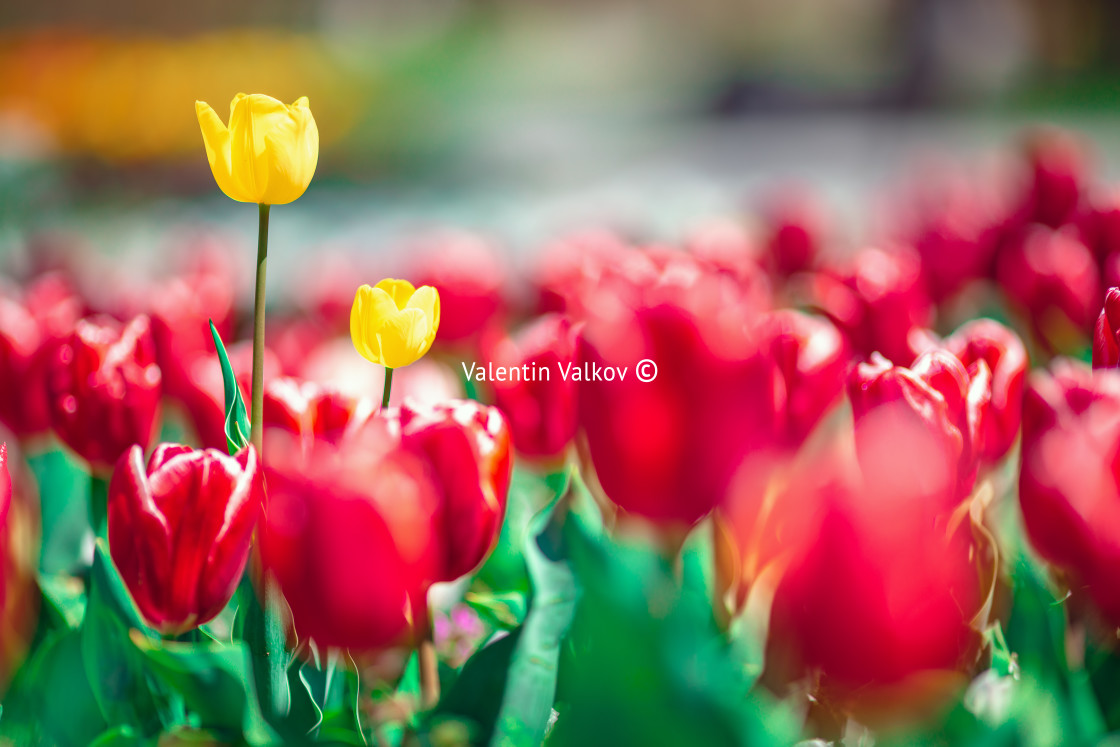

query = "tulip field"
3;94;1120;747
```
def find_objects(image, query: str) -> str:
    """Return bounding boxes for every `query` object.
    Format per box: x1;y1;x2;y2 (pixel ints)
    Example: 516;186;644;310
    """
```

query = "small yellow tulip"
195;93;318;205
351;279;441;369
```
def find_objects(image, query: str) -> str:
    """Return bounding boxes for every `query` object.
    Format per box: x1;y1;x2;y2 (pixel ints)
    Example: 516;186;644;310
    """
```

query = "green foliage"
209;319;250;454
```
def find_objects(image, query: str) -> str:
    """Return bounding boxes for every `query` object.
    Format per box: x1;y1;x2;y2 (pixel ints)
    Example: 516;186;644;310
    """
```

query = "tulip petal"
405;285;441;347
375;279;416;311
377;308;431;369
258;98;319;205
196;101;252;203
351;285;397;365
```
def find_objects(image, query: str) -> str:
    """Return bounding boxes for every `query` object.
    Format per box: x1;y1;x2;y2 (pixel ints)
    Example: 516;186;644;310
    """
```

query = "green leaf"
240;575;293;727
429;629;521;744
88;726;141;746
0;628;107;746
210;319;250;455
80;540;162;734
28;447;92;575
132;635;276;745
489;489;578;747
464;591;528;631
39;573;87;631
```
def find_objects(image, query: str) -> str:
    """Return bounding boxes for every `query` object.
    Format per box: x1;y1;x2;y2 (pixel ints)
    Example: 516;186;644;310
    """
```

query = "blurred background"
2;0;1120;279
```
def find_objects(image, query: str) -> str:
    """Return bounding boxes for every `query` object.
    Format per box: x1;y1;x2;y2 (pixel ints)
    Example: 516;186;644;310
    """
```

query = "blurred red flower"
996;225;1098;349
259;422;440;651
489;314;579;462
389;400;513;583
849;349;987;508
1019;361;1120;628
46;315;161;474
805;246;932;365
0;274;82;438
577;257;781;527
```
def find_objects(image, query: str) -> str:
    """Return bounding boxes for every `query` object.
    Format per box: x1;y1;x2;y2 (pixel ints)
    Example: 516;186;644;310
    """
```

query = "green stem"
381;367;394;409
418;607;440;709
89;474;109;541
250;203;270;454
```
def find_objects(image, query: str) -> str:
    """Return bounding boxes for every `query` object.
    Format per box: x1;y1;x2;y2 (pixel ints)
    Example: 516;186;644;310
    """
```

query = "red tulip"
108;443;263;634
489;315;578;461
263;377;367;447
410;233;506;345
760;187;825;276
996;225;1098;347
46;315;161;474
148;253;237;406
764;433;982;702
1078;189;1120;263
533;230;634;316
0;275;82;438
889;166;1004;302
390;400;513;582
943;319;1027;464
577;263;781;526
259;423;440;650
0;442;39;691
1018;129;1086;229
1093;287;1120;368
758;309;849;447
1019;361;1120;627
806;247;932;365
849;349;987;507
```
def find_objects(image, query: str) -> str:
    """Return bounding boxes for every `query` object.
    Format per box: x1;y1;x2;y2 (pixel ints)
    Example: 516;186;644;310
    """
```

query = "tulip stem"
89;475;109;540
381;367;394;409
418;613;440;709
250;203;270;453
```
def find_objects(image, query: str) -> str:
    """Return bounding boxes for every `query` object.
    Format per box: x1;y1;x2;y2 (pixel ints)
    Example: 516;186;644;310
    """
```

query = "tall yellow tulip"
195;92;318;459
195;93;318;206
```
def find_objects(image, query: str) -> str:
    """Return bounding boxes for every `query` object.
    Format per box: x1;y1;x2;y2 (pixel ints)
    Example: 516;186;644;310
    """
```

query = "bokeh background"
3;0;1120;287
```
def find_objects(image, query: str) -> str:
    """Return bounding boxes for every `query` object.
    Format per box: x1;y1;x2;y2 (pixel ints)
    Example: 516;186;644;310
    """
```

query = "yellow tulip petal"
195;101;252;203
350;285;398;365
405;285;441;347
374;279;417;311
258;99;320;205
377;308;431;369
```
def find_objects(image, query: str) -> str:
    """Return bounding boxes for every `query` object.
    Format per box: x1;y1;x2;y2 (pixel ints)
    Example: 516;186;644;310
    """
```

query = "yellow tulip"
351;279;441;369
195;93;318;205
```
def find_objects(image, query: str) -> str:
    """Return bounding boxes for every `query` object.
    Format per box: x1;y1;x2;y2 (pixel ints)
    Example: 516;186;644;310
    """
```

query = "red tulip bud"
108;443;263;635
263;377;368;447
260;424;440;650
761;187;825;276
849;349;986;507
391;400;513;583
943;319;1027;464
765;438;982;702
410;233;506;345
996;225;1098;347
758;309;849;447
1093;287;1120;369
47;315;161;474
807;247;932;365
577;265;781;526
489;315;579;461
1019;361;1120;627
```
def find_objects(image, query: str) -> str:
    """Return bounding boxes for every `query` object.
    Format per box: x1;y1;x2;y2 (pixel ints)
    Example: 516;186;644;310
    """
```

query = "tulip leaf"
489;487;579;747
428;629;521;744
81;541;162;735
240;575;293;729
131;634;277;745
0;628;107;746
209;320;250;455
88;726;141;746
28;447;92;575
